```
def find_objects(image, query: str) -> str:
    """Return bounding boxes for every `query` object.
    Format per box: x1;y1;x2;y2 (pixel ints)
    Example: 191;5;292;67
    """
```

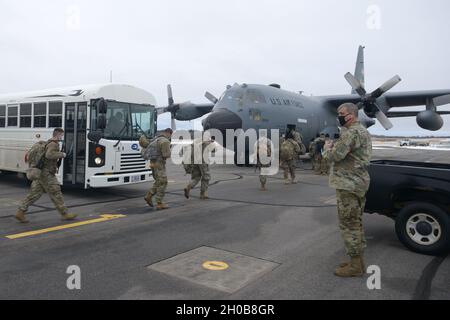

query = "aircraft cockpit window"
246;89;267;104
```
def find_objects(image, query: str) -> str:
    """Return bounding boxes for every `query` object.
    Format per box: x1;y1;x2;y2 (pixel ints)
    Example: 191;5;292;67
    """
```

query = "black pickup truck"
366;160;450;256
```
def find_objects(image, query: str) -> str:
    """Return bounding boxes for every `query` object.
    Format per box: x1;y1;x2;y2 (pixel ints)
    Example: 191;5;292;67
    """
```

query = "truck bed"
366;160;450;217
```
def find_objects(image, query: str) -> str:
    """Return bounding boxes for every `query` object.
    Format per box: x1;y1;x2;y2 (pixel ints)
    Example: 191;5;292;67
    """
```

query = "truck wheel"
395;202;450;256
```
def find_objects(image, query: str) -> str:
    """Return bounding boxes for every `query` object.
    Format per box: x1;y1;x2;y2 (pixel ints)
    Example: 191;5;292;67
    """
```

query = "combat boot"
15;210;29;224
340;256;366;272
184;186;191;199
61;213;78;221
335;256;364;278
200;192;209;200
156;203;169;210
144;193;154;207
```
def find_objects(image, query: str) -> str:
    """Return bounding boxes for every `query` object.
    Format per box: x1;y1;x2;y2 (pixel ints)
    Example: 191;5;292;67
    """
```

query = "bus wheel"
395;202;450;256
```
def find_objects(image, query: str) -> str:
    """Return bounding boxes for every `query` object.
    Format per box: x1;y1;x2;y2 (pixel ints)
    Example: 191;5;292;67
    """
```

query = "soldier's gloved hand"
62;153;67;158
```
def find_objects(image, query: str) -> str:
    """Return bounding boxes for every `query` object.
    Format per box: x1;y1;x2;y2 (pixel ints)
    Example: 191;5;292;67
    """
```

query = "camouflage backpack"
280;140;294;160
141;137;162;161
25;141;49;181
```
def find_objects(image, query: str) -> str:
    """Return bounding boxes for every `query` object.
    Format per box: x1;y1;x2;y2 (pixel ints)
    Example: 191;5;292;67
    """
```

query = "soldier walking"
320;134;332;175
184;138;213;200
255;136;272;191
309;138;317;171
323;103;373;278
313;134;325;174
16;128;77;223
280;132;301;185
143;128;173;210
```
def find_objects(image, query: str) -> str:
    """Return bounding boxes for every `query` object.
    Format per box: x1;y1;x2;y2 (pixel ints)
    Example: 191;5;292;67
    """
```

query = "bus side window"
0;105;5;127
7;105;18;127
20;103;32;128
34;103;47;128
49;101;63;128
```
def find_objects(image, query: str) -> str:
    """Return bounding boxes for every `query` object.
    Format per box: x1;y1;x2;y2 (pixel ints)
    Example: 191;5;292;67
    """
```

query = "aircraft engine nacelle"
174;104;206;121
416;110;444;131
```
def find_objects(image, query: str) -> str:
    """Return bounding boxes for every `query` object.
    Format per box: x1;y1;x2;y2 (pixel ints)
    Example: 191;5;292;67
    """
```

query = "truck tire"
395;202;450;256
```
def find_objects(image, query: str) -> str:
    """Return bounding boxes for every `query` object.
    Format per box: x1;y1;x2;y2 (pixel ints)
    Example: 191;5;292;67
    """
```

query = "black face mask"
338;116;349;127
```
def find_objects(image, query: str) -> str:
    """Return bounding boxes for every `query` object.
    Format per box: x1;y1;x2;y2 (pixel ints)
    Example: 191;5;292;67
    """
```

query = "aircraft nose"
203;109;242;132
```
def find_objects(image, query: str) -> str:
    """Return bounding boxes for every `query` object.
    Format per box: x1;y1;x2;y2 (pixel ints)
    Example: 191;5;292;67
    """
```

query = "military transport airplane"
159;46;450;158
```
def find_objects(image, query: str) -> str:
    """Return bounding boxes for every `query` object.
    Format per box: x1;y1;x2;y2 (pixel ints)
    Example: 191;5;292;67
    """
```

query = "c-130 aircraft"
160;46;450;161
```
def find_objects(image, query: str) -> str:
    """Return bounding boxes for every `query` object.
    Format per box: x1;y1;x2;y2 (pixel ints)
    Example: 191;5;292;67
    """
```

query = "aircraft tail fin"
352;46;365;94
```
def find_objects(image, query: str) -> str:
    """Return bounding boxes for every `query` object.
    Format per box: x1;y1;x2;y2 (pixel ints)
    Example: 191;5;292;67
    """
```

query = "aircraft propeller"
205;91;219;104
345;72;402;130
166;84;179;131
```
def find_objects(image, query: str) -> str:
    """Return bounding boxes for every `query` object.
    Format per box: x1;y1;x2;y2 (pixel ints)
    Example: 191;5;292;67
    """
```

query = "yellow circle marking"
203;261;229;271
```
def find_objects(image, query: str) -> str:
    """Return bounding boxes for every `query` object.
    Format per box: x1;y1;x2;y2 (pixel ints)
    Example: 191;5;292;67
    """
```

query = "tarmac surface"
0;146;449;300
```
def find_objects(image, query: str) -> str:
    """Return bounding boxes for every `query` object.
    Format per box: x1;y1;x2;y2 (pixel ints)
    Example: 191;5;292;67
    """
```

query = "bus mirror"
88;131;103;143
97;114;107;130
98;98;108;114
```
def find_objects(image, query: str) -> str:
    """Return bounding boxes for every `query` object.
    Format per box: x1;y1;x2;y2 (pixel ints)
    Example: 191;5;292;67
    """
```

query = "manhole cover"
148;246;279;293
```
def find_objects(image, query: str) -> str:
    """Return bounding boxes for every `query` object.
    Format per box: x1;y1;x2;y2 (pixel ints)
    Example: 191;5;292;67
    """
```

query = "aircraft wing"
386;110;450;118
322;90;450;112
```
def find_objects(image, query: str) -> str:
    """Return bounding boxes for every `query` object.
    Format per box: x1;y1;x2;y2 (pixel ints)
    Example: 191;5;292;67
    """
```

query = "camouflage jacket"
155;135;172;163
185;140;213;165
323;122;373;196
309;141;316;156
43;140;65;175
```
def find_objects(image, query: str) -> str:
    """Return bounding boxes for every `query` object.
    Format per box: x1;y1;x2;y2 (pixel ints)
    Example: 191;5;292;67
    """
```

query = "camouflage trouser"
320;158;329;174
19;172;68;215
188;164;210;194
149;161;168;204
310;154;316;170
336;190;367;257
258;163;270;186
314;155;322;173
282;160;296;181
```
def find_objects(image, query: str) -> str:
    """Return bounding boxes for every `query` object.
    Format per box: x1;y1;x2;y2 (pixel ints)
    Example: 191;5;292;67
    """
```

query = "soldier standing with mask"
144;128;173;210
323;103;373;278
16;128;77;223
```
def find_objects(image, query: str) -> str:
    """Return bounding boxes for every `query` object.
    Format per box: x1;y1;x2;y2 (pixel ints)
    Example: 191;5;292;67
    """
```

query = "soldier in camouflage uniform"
309;138;317;171
313;134;325;175
16;128;77;223
323;103;372;278
143;128;173;210
280;133;301;185
184;139;213;200
291;129;303;147
255;137;272;191
320;134;332;175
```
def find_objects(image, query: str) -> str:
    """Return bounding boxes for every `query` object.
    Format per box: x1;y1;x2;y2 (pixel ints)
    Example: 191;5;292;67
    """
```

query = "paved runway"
0;146;448;300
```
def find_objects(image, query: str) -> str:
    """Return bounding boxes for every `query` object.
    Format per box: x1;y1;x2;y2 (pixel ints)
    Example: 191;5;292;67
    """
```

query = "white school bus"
0;84;157;189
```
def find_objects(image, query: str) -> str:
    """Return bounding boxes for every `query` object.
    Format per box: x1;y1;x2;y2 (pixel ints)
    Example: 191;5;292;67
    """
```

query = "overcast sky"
1;0;449;136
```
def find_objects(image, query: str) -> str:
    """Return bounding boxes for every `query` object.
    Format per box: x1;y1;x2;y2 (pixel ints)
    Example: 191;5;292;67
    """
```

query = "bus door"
63;102;87;186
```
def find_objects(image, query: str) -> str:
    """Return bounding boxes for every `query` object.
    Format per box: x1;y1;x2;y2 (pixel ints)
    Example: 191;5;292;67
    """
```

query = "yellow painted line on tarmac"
6;214;126;240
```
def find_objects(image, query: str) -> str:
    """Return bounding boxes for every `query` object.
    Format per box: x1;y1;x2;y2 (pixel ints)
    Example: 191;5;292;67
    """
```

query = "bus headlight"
89;142;106;167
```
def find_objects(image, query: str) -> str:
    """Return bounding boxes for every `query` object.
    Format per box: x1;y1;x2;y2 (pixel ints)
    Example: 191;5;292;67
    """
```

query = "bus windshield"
102;102;155;140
